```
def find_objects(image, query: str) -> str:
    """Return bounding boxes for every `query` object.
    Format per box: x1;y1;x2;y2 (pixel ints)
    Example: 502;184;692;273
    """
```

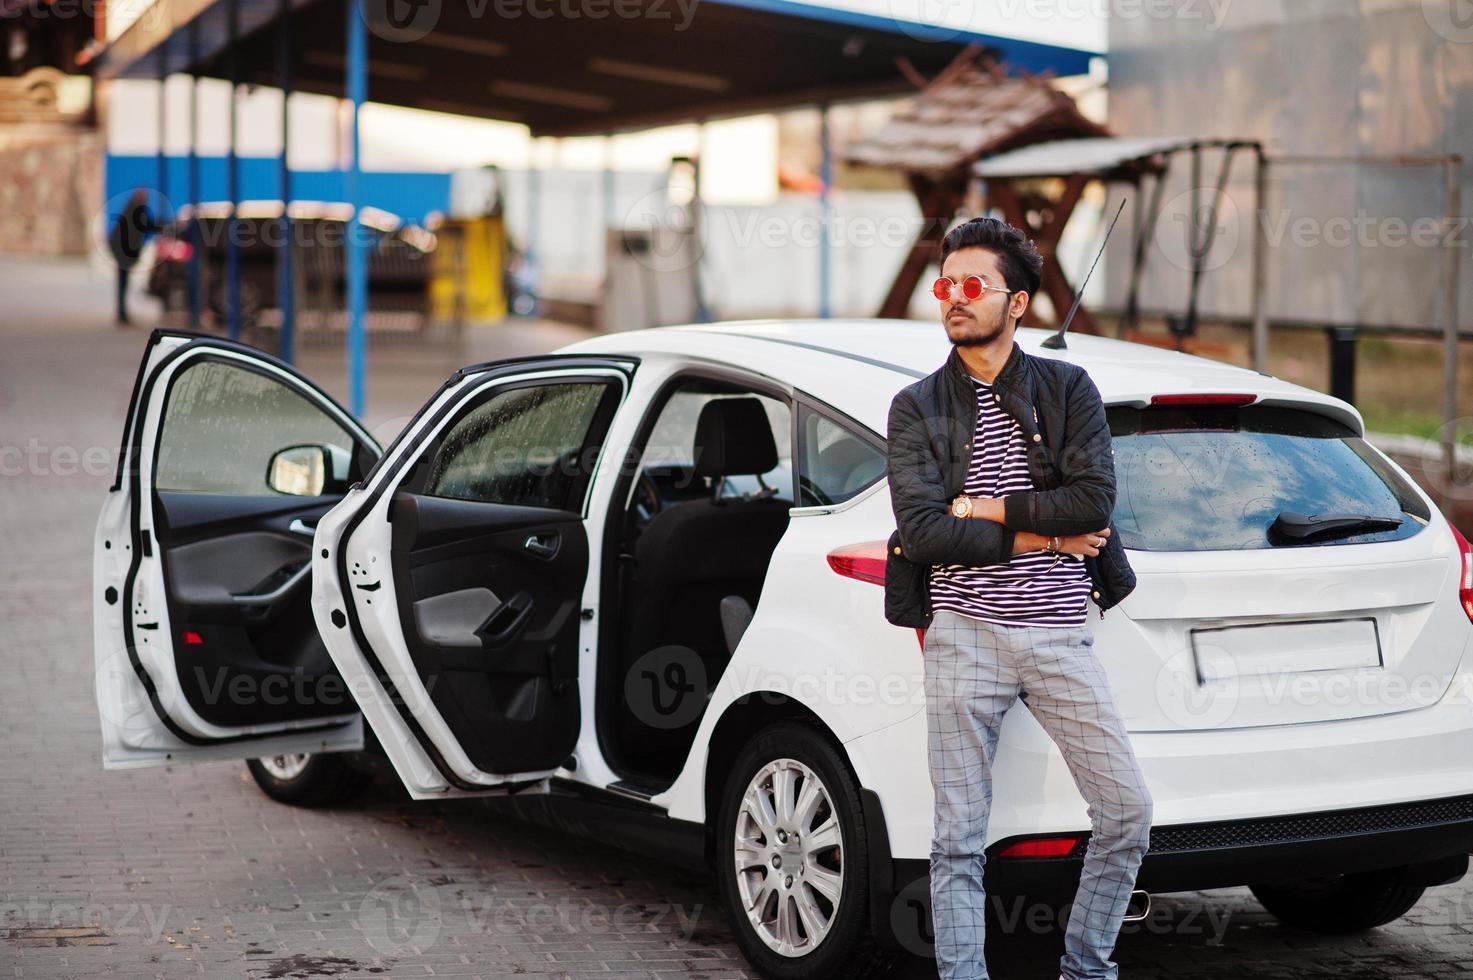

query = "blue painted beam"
818;103;831;320
277;0;295;364
345;0;367;418
225;0;242;341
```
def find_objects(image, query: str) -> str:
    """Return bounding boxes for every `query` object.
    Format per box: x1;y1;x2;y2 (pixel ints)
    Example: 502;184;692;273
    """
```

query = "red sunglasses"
932;274;1013;303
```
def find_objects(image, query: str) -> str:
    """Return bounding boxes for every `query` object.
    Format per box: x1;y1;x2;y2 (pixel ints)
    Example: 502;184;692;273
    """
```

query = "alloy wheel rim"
258;753;311;780
733;757;844;957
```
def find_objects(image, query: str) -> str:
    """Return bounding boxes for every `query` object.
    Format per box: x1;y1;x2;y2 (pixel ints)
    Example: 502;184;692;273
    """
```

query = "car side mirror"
267;443;351;496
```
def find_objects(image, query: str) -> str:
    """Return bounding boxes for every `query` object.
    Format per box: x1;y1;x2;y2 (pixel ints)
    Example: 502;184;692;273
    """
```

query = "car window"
156;359;357;495
637;386;794;503
422;380;614;510
1108;404;1430;551
797;404;886;507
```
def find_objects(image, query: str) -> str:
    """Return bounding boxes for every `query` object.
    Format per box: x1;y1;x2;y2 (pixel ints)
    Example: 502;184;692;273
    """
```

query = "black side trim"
495;778;708;872
861;789;901;950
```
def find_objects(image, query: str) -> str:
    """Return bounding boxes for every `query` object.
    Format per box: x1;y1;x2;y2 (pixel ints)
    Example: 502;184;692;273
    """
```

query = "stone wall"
0;125;101;257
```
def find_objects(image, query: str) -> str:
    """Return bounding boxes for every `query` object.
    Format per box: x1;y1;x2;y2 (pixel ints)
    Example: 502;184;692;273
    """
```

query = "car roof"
557;318;1363;436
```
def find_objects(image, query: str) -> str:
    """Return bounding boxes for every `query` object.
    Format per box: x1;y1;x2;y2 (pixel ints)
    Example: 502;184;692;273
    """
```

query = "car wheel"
1249;871;1426;932
246;752;366;807
716;722;896;980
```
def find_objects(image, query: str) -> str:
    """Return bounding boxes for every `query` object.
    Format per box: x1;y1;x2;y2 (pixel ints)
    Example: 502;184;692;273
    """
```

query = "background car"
96;321;1473;979
144;202;434;331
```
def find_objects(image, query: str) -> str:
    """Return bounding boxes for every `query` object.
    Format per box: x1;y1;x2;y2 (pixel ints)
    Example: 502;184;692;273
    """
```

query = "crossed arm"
886;391;1053;568
887;368;1117;569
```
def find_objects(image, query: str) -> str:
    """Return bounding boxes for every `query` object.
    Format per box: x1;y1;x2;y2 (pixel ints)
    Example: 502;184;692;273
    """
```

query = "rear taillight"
1452;523;1473;623
829;541;926;648
1149;393;1256;407
827;541;887;586
996;835;1085;859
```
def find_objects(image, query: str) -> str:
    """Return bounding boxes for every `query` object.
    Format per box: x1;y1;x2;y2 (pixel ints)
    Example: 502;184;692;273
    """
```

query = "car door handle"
524;532;560;559
288;518;318;538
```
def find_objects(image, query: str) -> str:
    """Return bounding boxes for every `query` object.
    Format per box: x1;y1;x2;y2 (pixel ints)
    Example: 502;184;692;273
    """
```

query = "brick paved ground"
3;258;1471;979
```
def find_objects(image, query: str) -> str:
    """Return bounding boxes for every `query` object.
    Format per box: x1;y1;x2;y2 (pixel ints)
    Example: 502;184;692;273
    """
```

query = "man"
108;189;156;327
884;216;1151;980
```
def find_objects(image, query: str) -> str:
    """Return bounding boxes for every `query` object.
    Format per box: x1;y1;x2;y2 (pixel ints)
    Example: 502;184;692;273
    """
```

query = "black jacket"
884;339;1136;628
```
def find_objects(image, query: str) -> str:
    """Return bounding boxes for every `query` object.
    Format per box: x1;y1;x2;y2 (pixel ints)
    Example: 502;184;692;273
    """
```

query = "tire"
1249;870;1426;933
246;752;366;807
716;722;898;980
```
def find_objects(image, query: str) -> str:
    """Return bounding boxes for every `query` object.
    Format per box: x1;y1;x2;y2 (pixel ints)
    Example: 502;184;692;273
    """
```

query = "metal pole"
277;0;295;363
526;139;541;291
602;133;615;228
155;64;166;229
818;103;832;320
226;0;242;341
692;122;708;322
186;60;201;327
345;0;367;417
1250;145;1269;374
1443;155;1464;483
1184;143;1202;337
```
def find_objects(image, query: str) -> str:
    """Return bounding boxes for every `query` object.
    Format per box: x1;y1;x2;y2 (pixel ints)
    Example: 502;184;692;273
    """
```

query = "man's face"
938;247;1027;347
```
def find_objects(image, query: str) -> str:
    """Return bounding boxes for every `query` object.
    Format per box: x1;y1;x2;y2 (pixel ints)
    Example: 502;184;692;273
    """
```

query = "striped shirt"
929;375;1091;628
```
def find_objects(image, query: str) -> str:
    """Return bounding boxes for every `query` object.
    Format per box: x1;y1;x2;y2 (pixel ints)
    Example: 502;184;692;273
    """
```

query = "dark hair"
938;216;1043;300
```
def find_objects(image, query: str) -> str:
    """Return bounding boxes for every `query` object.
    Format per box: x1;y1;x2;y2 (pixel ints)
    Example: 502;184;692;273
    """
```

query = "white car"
96;322;1473;978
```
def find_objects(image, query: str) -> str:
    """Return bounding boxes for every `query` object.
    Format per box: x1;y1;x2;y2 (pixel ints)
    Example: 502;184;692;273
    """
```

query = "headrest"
692;398;779;478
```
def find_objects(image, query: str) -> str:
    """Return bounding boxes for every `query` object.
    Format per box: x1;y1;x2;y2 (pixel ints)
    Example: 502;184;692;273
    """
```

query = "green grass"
1358;405;1473;444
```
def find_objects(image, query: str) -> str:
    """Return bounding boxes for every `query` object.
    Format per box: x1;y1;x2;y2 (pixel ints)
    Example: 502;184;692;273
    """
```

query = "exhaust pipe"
1122;889;1151;922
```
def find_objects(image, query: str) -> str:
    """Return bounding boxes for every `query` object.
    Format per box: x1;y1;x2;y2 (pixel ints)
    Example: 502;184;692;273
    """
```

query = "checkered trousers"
922;609;1153;980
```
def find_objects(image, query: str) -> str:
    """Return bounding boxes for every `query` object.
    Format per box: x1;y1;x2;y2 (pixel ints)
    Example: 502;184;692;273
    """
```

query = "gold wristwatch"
950;495;973;519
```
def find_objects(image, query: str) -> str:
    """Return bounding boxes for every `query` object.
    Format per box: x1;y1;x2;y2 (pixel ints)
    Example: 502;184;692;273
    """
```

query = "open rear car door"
95;332;381;768
311;355;636;798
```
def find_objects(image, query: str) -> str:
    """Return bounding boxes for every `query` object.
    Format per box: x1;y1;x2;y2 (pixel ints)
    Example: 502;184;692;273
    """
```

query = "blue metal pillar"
345;0;367;417
276;0;296;363
186;21;200;327
155;63;166;227
818;103;832;319
226;0;242;341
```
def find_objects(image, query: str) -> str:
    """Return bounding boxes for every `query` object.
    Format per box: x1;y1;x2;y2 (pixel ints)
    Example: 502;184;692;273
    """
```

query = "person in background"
108;189;156;327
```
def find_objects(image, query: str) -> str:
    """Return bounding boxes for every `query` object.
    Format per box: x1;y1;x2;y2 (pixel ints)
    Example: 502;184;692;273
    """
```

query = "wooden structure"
845;50;1111;329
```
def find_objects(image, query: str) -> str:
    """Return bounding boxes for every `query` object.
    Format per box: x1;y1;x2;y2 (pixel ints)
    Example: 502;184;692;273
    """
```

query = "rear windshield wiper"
1269;510;1403;545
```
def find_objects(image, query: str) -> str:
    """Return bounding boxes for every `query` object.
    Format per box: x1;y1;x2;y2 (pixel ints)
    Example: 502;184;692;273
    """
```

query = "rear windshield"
1107;404;1430;552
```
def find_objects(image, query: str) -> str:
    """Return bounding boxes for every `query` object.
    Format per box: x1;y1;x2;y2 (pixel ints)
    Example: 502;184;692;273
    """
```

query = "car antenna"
1040;197;1127;351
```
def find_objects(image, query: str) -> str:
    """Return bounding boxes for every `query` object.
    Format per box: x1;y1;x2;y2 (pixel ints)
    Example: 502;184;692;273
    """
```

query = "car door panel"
95;332;379;768
157;499;342;729
390;493;587;774
311;358;635;798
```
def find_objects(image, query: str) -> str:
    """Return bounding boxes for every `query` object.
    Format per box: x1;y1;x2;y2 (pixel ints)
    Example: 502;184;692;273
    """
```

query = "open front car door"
311;356;636;798
95;332;382;768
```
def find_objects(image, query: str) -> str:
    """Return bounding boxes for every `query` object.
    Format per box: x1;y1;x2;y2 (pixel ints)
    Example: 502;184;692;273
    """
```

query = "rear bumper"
872;794;1473;950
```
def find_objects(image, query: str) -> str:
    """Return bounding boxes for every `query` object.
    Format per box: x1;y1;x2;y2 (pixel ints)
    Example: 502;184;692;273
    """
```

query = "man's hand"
1011;526;1111;556
1057;527;1111;556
